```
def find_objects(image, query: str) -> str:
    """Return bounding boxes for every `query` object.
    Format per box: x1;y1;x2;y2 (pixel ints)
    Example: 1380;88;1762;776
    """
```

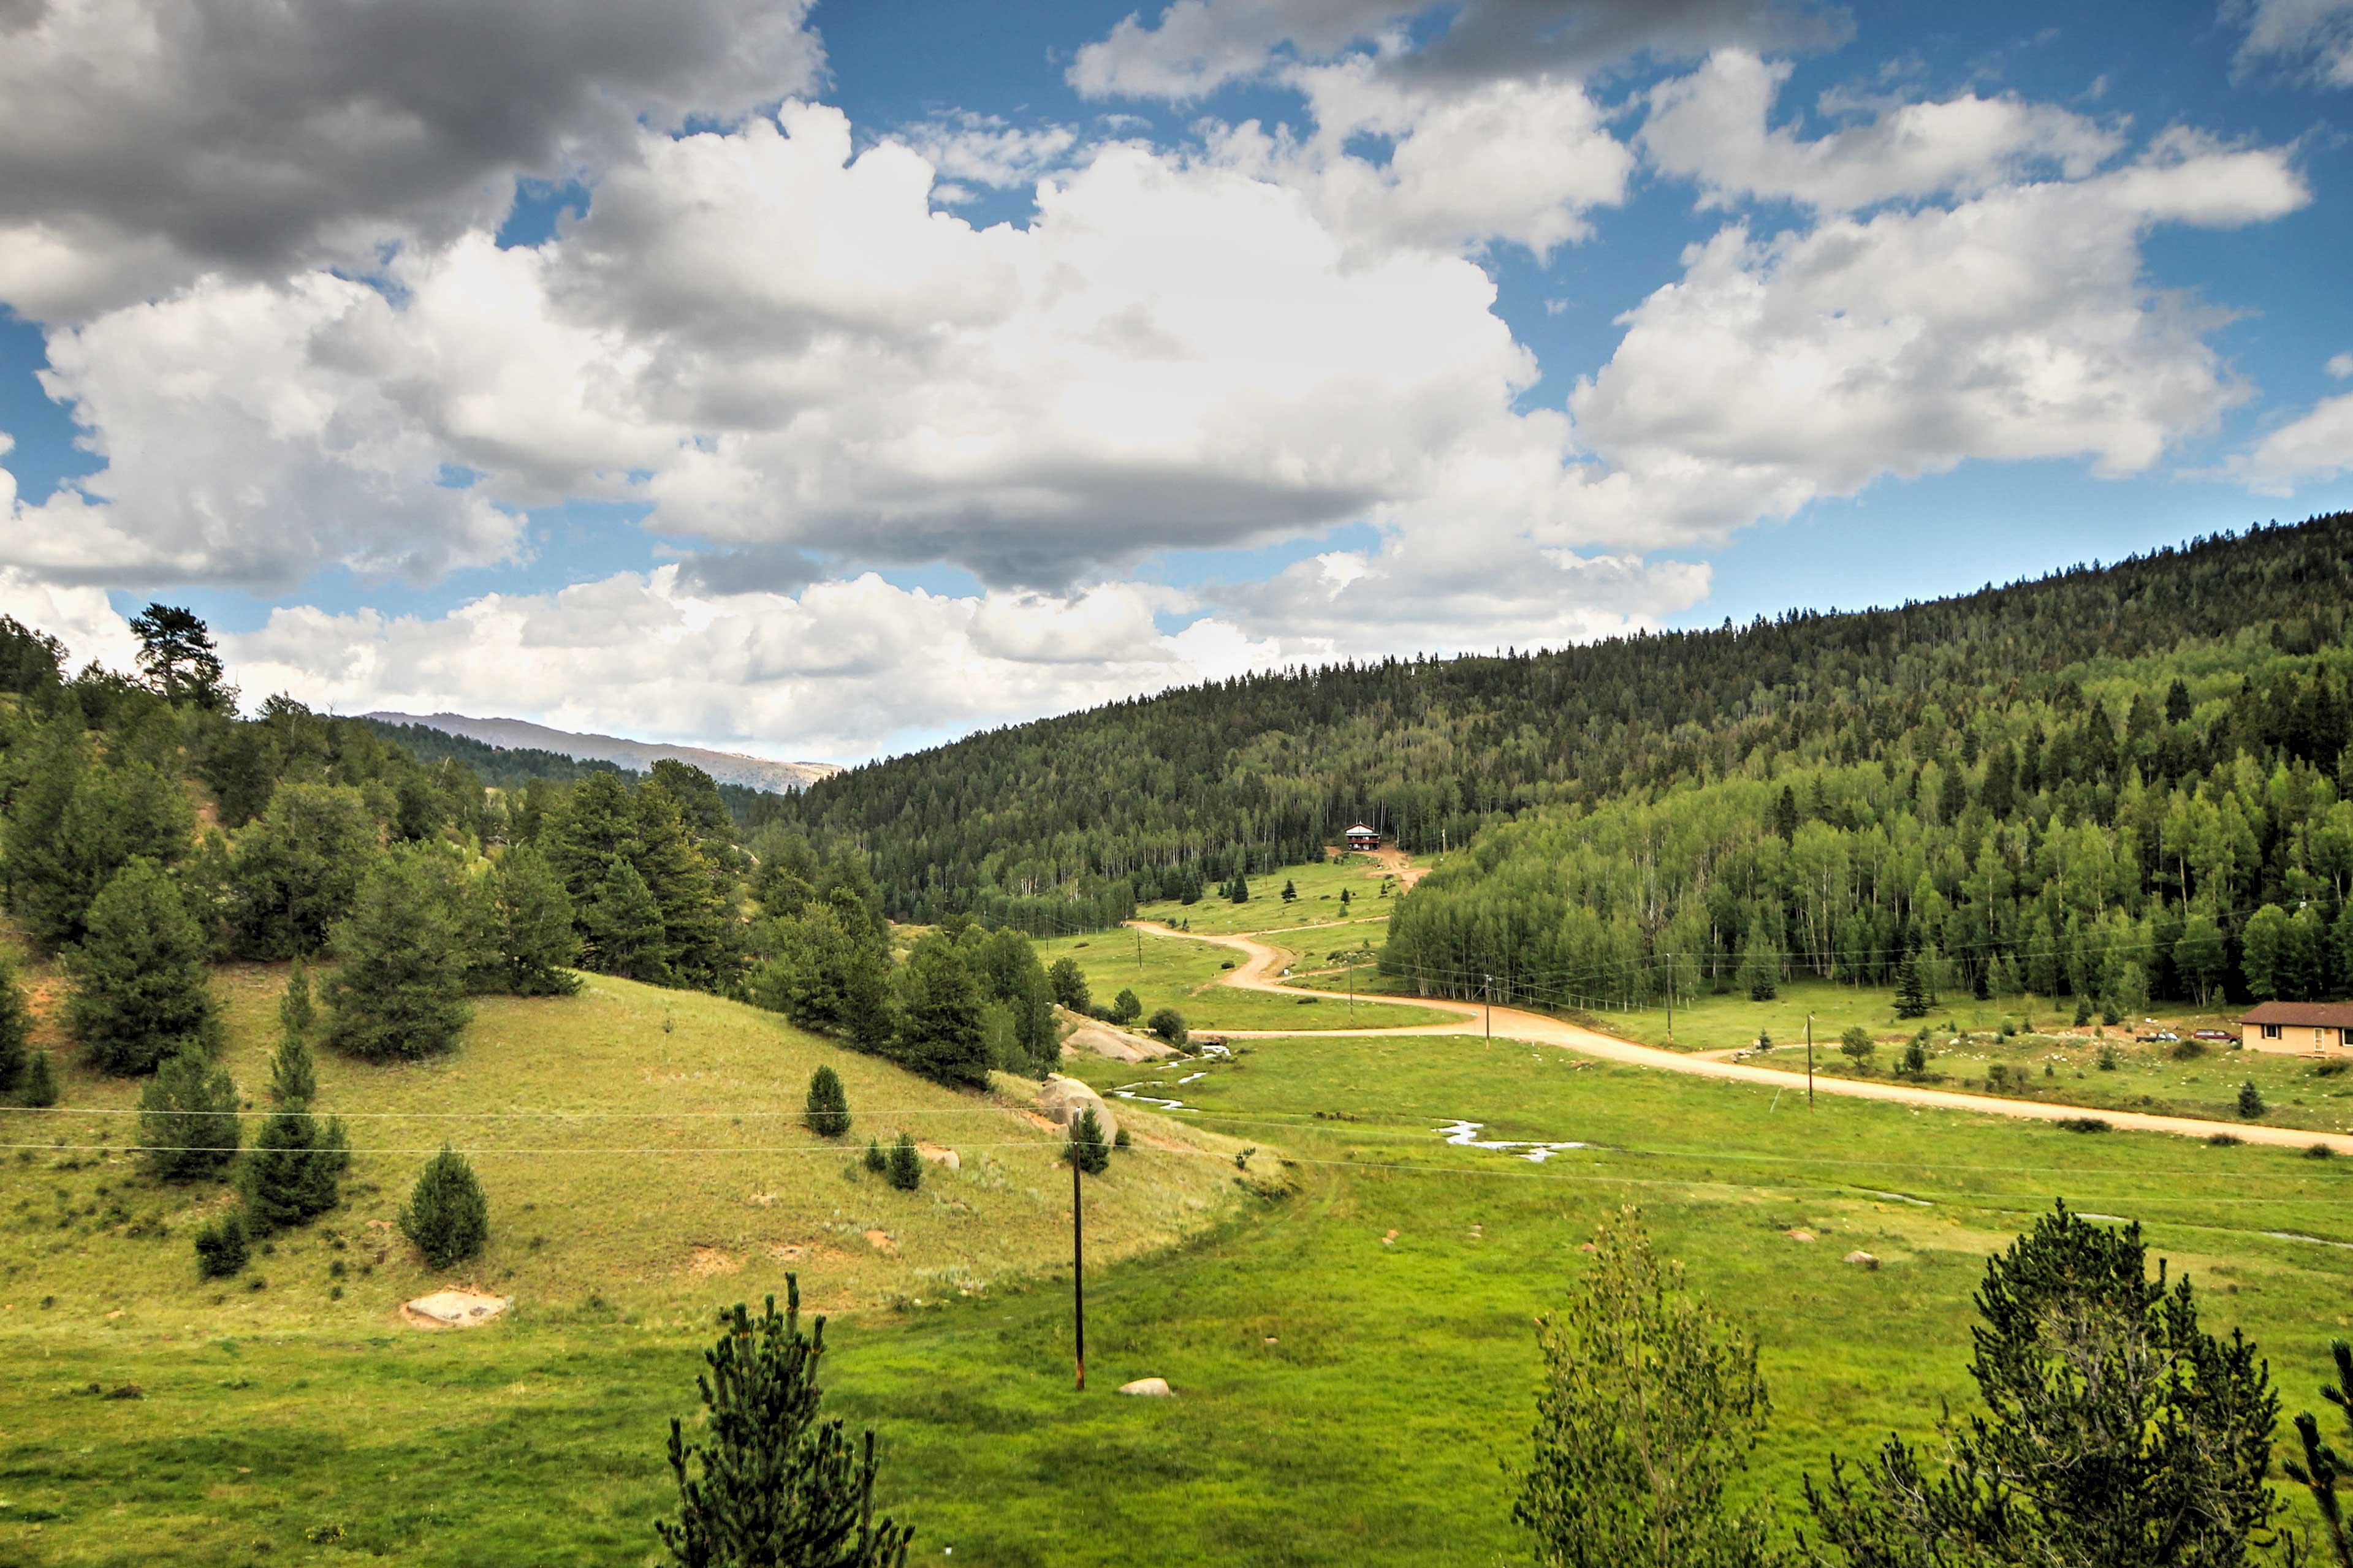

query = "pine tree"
20;1050;58;1107
2239;1079;2267;1119
1893;949;1931;1019
1281;879;1297;902
1230;873;1249;904
584;855;670;984
655;1282;915;1568
864;1138;886;1173
1739;918;1779;1002
244;1106;349;1231
400;1145;489;1268
193;1208;250;1279
324;850;473;1062
224;781;378;959
804;1065;851;1138
629;785;728;988
138;1049;240;1181
270;958;318;1106
484;844;582;996
1899;1034;1928;1077
280;954;314;1040
1063;1106;1111;1174
67;857;219;1075
886;1132;923;1192
0;951;31;1094
2281;1340;2353;1568
1807;1202;2280;1564
1112;988;1142;1025
1838;1026;1874;1069
891;936;989;1087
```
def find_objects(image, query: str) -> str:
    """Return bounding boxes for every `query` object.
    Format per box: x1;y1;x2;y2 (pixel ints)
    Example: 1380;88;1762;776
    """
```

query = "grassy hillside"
6;1018;2352;1563
0;934;1263;1336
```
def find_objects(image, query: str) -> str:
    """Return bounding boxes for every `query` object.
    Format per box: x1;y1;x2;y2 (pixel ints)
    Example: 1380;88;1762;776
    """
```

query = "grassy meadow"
1131;852;1406;938
1035;923;1454;1035
7;941;2353;1562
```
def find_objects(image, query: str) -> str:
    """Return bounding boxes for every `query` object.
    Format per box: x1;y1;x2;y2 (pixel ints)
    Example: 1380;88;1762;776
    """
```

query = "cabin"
2239;1001;2353;1055
1343;825;1381;852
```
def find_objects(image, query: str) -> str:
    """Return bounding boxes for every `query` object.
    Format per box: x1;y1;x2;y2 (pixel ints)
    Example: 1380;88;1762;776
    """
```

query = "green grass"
1037;926;1454;1034
9;982;2353;1563
1133;853;1407;938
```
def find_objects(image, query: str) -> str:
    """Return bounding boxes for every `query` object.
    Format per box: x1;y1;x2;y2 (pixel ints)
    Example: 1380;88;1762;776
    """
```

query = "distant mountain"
364;711;840;795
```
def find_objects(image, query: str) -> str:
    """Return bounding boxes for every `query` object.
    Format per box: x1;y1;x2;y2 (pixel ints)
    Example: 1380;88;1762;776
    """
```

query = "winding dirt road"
1128;920;2353;1156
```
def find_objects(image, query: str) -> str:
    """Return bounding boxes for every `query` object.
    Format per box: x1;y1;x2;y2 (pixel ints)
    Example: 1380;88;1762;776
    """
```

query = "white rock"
401;1290;510;1328
1844;1251;1881;1270
1037;1076;1120;1145
1117;1377;1173;1397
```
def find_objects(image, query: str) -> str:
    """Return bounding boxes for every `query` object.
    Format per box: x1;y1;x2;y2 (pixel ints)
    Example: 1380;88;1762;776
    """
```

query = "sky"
1;0;2351;765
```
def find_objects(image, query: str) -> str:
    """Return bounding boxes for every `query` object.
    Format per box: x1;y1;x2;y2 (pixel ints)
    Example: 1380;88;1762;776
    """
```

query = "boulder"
916;1143;961;1171
1037;1076;1120;1145
1062;1021;1177;1064
1785;1229;1816;1243
1844;1251;1881;1271
401;1289;510;1328
1117;1377;1173;1397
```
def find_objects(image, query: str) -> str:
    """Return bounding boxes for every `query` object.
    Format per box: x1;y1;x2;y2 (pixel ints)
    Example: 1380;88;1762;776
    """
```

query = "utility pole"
1806;1013;1815;1107
1664;959;1673;1044
1135;926;1142;970
1483;975;1494;1043
1071;1159;1086;1391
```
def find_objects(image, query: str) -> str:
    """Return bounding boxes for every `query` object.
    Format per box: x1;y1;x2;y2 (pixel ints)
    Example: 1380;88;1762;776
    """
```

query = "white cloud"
2218;354;2353;494
896;113;1084;192
2235;0;2353;87
2328;352;2353;378
1565;129;2311;540
0;0;824;320
1641;50;2123;211
207;555;1707;757
1067;0;1838;101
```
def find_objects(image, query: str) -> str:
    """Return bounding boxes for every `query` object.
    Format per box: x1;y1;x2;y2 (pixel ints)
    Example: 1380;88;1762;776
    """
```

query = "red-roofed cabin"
1344;825;1380;852
2241;1000;2353;1055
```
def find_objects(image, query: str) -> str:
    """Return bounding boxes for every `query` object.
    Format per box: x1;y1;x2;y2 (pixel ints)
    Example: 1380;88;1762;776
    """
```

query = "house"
1343;824;1381;852
2239;1000;2353;1054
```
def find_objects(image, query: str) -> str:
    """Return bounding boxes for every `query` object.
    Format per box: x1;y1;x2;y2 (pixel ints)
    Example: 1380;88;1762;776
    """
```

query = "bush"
1838;1026;1873;1067
1898;1034;1928;1077
138;1050;241;1182
2207;1132;2243;1146
2170;1040;2207;1061
1111;988;1142;1025
400;1145;488;1268
2055;1117;2112;1134
804;1065;851;1138
1063;1107;1111;1174
863;1138;886;1173
1113;1125;1131;1149
1146;1007;1188;1047
2307;1143;2337;1161
2237;1080;2267;1119
20;1050;58;1107
193;1209;249;1279
886;1133;923;1192
2097;1044;2121;1070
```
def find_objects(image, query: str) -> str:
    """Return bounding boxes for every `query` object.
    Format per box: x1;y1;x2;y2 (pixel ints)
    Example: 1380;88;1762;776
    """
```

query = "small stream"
1435;1119;1593;1163
1109;1043;1233;1113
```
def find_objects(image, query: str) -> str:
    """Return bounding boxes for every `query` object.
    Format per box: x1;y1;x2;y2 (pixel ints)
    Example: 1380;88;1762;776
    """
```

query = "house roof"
2240;1001;2353;1027
1344;825;1377;836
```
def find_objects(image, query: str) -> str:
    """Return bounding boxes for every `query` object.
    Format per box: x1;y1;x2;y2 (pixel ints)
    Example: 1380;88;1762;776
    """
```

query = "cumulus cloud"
0;0;824;319
1068;0;1841;100
1641;50;2123;211
2234;0;2353;87
2219;354;2353;495
1566;112;2310;540
201;553;1709;756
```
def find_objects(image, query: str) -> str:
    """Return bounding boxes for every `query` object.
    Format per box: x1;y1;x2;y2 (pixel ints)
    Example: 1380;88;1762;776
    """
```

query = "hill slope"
367;711;840;794
782;512;2353;927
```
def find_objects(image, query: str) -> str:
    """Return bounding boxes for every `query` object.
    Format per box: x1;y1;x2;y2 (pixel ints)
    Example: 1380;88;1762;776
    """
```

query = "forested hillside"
785;513;2353;938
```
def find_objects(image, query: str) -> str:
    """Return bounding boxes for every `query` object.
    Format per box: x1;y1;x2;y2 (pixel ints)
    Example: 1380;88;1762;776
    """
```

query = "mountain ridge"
364;710;840;795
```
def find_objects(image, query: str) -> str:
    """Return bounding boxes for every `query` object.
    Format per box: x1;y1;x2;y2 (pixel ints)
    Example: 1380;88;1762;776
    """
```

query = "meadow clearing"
7;933;2353;1562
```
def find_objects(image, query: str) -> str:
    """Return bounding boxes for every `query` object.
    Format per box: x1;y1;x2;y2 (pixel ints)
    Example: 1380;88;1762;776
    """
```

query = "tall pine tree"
138;1049;240;1181
67;857;218;1074
323;850;473;1061
484;844;582;996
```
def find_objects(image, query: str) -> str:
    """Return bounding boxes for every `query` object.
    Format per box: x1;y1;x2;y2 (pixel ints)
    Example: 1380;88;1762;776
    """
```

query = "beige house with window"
2240;1001;2353;1055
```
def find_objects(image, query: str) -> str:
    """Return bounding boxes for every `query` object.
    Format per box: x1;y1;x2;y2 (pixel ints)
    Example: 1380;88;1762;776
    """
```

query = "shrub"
2170;1040;2207;1061
20;1050;58;1108
1113;1125;1131;1149
193;1209;249;1279
1063;1107;1111;1175
1146;1007;1189;1047
803;1066;851;1139
886;1133;923;1192
2055;1117;2112;1134
2237;1080;2267;1119
2097;1044;2121;1070
2308;1143;2338;1160
863;1138;886;1173
138;1050;241;1182
1838;1026;1874;1067
400;1145;488;1268
2208;1132;2244;1146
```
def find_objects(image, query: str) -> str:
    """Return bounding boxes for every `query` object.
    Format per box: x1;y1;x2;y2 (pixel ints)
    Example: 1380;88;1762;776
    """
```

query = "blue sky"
1;0;2349;758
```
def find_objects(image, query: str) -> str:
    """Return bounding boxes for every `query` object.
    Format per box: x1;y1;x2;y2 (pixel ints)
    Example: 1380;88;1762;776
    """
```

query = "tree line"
771;513;2353;933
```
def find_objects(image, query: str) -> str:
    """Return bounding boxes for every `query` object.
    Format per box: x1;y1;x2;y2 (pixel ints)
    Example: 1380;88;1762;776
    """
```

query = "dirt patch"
863;1229;897;1255
400;1290;510;1330
686;1246;743;1278
915;1142;960;1170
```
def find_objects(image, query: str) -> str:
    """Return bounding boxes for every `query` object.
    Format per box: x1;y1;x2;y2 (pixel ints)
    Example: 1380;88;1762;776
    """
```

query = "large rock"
1062;1020;1178;1064
1037;1075;1120;1145
1118;1377;1173;1397
401;1290;509;1328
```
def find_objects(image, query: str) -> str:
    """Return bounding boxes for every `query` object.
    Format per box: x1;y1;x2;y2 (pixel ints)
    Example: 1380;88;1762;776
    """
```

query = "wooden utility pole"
1135;926;1143;970
1483;975;1494;1043
1806;1014;1815;1107
1664;960;1674;1043
1071;1159;1086;1390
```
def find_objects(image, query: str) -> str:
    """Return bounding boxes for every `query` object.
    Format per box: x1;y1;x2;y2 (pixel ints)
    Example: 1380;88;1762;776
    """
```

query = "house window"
2342;1028;2353;1048
2263;1023;2282;1040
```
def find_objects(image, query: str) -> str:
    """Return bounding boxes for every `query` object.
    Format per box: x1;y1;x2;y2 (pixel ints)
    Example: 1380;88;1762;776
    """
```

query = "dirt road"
1128;920;2353;1156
